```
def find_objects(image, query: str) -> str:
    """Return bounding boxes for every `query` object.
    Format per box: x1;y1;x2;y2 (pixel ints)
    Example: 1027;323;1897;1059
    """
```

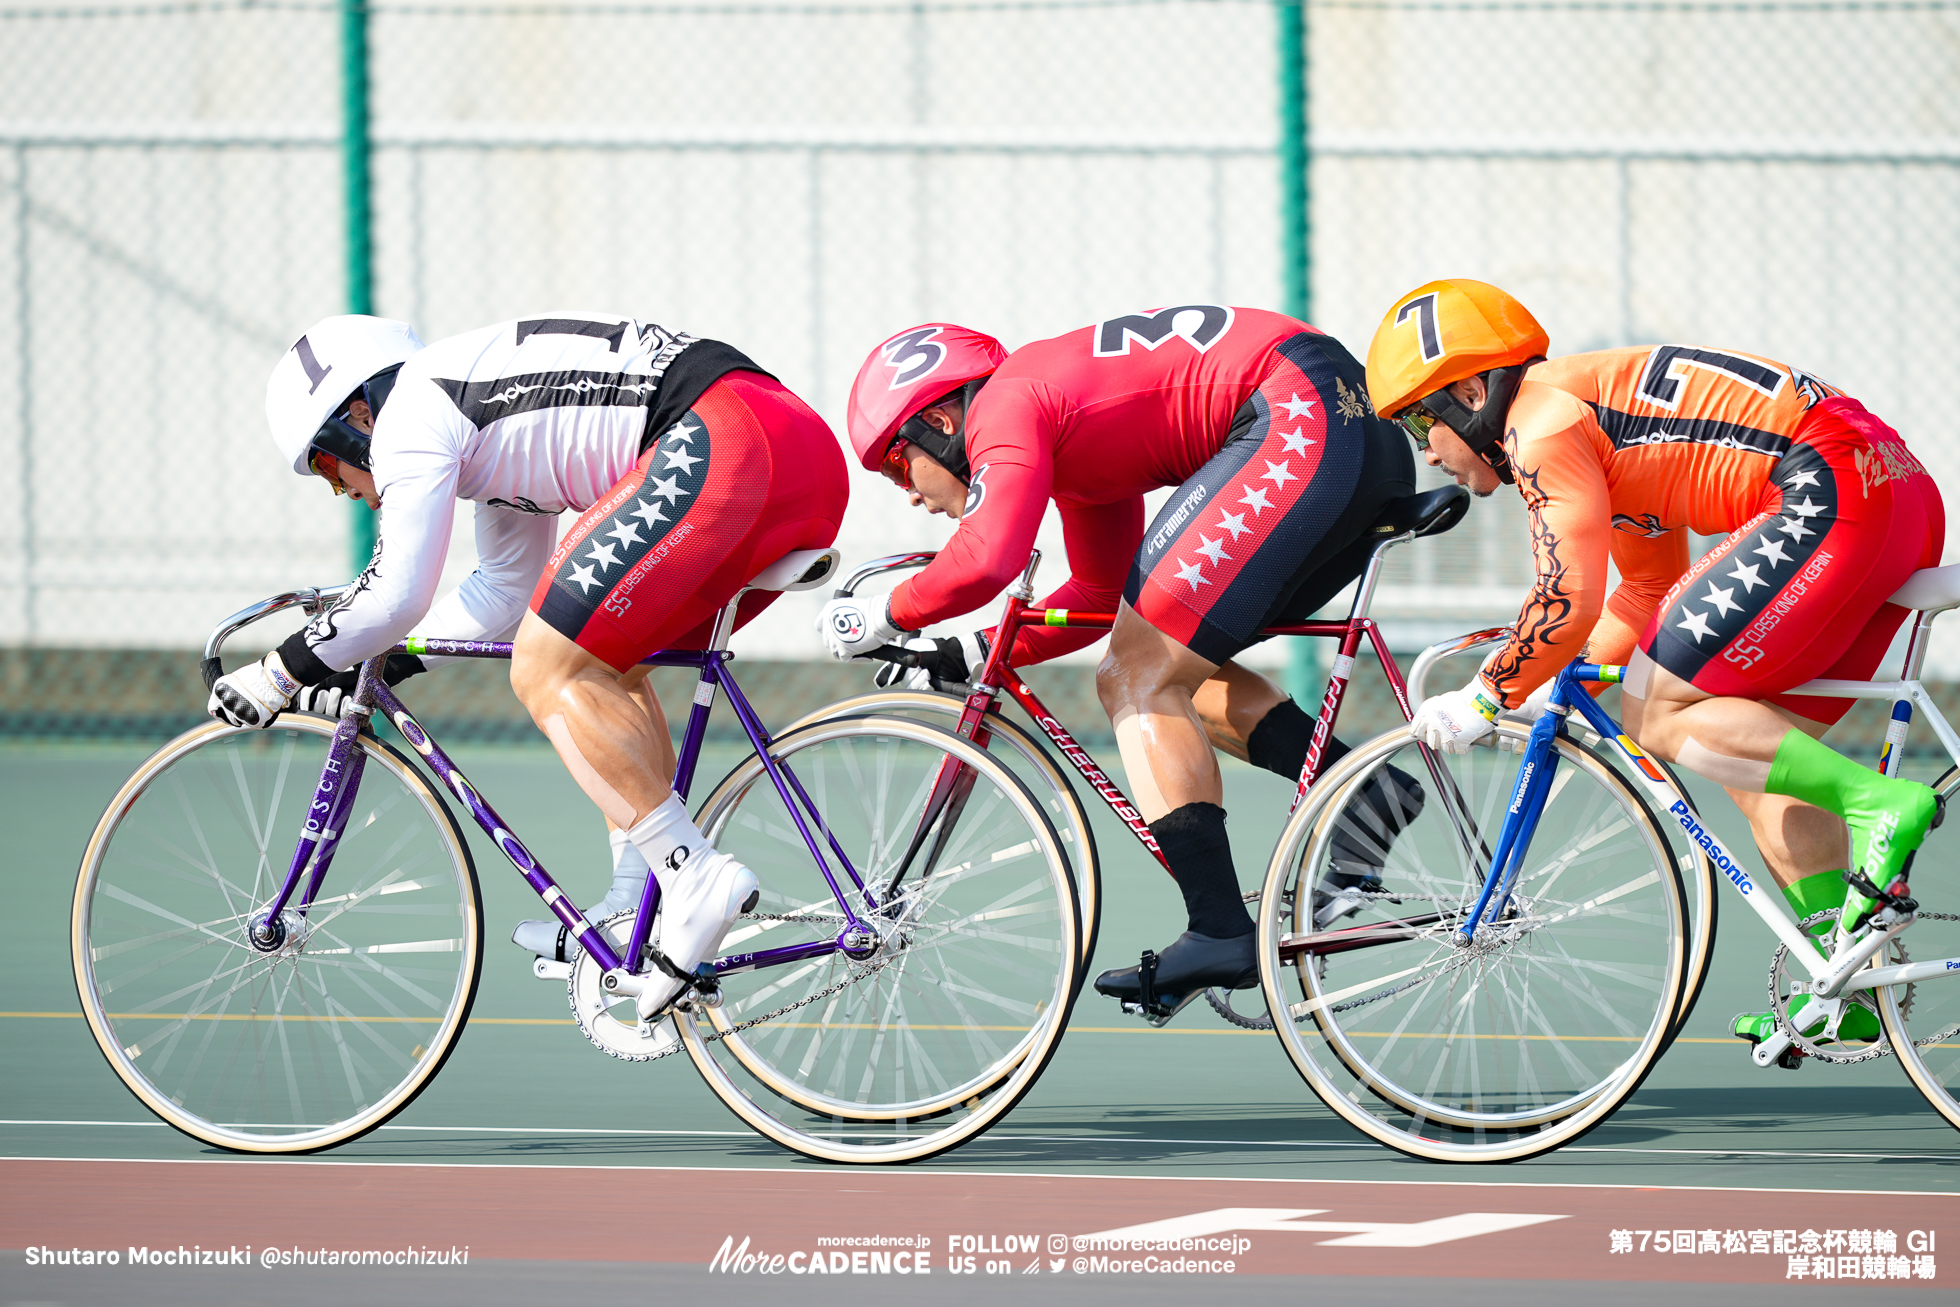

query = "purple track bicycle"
71;548;1082;1164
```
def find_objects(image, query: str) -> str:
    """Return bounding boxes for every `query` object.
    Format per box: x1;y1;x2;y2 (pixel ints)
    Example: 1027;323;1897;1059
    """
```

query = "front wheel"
1258;723;1687;1162
72;716;483;1153
683;715;1080;1163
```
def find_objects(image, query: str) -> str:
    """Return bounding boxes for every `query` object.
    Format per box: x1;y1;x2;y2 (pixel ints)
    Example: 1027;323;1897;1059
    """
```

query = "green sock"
1781;868;1848;951
1764;729;1937;886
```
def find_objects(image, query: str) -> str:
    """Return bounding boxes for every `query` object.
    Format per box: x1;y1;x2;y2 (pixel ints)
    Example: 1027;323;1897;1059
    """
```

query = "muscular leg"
1622;659;1846;891
1098;602;1223;821
1191;662;1288;762
511;611;675;828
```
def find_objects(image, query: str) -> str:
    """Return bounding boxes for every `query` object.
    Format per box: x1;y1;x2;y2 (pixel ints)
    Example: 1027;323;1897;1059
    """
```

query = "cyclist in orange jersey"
1365;279;1945;1054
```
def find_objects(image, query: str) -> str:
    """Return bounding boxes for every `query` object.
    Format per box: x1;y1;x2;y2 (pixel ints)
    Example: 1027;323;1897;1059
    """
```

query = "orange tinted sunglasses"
309;448;348;495
879;440;912;490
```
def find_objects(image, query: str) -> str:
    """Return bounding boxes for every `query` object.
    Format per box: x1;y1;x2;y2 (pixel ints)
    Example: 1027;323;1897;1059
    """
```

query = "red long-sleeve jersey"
887;306;1317;663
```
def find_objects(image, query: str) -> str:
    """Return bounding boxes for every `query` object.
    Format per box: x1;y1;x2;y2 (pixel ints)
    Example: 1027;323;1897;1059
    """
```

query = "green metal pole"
1278;0;1319;706
342;0;376;573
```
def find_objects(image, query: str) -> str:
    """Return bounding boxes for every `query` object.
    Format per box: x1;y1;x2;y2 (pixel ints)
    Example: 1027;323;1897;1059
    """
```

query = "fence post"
1277;0;1320;708
342;0;376;574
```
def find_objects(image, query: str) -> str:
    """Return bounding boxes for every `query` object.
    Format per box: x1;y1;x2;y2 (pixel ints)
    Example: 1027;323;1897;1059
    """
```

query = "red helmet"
846;323;1006;470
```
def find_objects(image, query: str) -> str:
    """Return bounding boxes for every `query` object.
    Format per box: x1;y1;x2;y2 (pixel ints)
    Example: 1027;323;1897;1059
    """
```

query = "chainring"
1766;908;1891;1066
568;910;681;1062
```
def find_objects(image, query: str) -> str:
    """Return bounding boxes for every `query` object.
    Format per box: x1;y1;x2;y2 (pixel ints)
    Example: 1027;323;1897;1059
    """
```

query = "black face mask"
895;378;988;485
308;364;404;472
1418;360;1538;487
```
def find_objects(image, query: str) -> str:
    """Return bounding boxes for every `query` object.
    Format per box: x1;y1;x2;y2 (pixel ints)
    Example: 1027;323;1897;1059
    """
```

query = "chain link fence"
2;0;1956;736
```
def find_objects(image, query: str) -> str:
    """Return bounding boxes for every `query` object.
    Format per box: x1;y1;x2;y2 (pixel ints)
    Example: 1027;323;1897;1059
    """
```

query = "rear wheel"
682;715;1079;1163
786;688;1100;981
72;717;481;1153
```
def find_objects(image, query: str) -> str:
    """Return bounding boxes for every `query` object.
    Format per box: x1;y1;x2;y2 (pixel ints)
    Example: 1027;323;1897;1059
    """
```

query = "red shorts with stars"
1640;398;1943;726
1122;332;1413;665
529;371;848;671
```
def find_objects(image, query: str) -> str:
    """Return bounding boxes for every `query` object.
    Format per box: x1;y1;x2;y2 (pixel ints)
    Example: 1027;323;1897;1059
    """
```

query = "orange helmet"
1364;279;1548;420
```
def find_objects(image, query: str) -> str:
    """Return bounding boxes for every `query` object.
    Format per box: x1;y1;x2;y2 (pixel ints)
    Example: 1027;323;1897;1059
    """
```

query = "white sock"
625;793;712;885
588;828;653;918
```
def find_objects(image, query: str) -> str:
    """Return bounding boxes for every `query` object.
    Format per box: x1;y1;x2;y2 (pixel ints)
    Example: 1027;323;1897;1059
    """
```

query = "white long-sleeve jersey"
274;313;763;684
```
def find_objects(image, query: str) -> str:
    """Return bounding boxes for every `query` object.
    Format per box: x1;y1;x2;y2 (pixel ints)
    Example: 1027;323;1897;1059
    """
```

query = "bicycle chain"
630;953;901;1064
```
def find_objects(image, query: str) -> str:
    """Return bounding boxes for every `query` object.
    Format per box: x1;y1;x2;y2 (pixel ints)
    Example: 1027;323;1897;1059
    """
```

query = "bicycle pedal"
1775;1046;1806;1071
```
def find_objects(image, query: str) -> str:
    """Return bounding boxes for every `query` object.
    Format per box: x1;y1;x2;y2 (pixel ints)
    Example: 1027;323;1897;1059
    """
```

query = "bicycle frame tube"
1536;661;1832;970
379;638;872;978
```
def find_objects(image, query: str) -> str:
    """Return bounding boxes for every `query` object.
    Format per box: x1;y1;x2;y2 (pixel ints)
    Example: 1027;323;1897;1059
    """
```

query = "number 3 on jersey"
1093;305;1235;357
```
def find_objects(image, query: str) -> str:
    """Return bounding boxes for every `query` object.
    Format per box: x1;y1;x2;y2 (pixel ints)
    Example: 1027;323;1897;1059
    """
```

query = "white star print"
586;540;622;571
1784;469;1821;490
661;446;703;475
1278;428;1315;456
1775;516;1815;542
665;421;699;445
629;498;669;529
1239;487;1273;515
1677;608;1717;643
1786;495;1826;520
1215;510;1250;540
1175;559;1210;590
1753;536;1793;567
1278;393;1317;421
1194;534;1232;566
1702;583;1741;618
568;562;601;593
1727;561;1767;593
1261;460;1297;488
647;474;689;504
604;521;644;550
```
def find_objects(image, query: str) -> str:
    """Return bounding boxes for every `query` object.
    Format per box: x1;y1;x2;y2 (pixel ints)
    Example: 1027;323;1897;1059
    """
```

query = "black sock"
1150;802;1253;939
1245;697;1349;781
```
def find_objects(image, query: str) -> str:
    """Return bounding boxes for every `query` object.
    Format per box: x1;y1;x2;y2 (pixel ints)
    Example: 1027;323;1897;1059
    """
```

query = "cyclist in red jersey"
826;308;1421;1019
1365;279;1945;1053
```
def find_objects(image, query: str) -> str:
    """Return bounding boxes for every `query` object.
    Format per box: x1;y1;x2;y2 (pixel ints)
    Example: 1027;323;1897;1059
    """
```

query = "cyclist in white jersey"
210;313;849;1022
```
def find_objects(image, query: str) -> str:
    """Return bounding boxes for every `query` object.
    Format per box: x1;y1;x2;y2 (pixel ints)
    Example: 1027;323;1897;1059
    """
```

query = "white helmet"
266;315;425;475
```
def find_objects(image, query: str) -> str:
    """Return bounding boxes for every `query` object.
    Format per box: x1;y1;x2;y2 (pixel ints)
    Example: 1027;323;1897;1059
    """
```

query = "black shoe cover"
1094;929;1258;1007
1327;764;1425;876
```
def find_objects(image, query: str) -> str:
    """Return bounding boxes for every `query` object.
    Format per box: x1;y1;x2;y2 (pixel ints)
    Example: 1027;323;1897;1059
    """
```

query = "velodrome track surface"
5;738;1956;1305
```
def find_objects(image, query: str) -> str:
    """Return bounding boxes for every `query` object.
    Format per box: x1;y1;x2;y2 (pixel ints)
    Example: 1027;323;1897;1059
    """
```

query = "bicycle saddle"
747;546;844;593
1889;563;1960;614
1365;485;1471;540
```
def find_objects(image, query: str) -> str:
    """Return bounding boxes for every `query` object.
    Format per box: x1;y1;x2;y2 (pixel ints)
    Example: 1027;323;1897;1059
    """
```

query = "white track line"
3;1120;1957;1163
4;1153;1960;1198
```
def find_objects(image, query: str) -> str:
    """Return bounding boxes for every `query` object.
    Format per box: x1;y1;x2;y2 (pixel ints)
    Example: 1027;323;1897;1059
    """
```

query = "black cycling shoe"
1094;930;1257;1026
1312;765;1424;928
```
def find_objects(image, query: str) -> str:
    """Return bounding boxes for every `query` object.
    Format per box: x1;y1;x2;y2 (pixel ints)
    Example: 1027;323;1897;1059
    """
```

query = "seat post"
1346;530;1416;622
1899;609;1937;683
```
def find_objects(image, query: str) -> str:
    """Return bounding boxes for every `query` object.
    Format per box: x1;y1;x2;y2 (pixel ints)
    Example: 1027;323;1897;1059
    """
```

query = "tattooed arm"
1480;405;1615;709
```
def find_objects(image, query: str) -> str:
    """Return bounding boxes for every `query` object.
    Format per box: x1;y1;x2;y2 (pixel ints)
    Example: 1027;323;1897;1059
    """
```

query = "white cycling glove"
817;594;907;661
1496;675;1556;726
208;652;303;729
1411;674;1502;754
870;631;992;693
289;655;428;719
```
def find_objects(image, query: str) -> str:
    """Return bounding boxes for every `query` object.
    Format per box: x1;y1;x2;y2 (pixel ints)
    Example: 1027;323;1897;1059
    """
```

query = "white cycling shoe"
634;849;760;1023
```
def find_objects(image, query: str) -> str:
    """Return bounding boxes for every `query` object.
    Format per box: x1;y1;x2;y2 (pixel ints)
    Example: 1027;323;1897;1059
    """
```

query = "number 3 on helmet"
266;315;425;477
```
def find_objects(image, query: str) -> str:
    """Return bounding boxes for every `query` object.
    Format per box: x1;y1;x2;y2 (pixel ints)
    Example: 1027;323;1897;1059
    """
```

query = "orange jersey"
1482;345;1853;705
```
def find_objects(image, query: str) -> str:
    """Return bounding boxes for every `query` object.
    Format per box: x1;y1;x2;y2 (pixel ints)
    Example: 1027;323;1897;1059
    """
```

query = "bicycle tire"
1877;765;1960;1131
785;688;1101;982
1258;722;1687;1162
1562;720;1719;1046
682;715;1079;1163
72;715;482;1153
